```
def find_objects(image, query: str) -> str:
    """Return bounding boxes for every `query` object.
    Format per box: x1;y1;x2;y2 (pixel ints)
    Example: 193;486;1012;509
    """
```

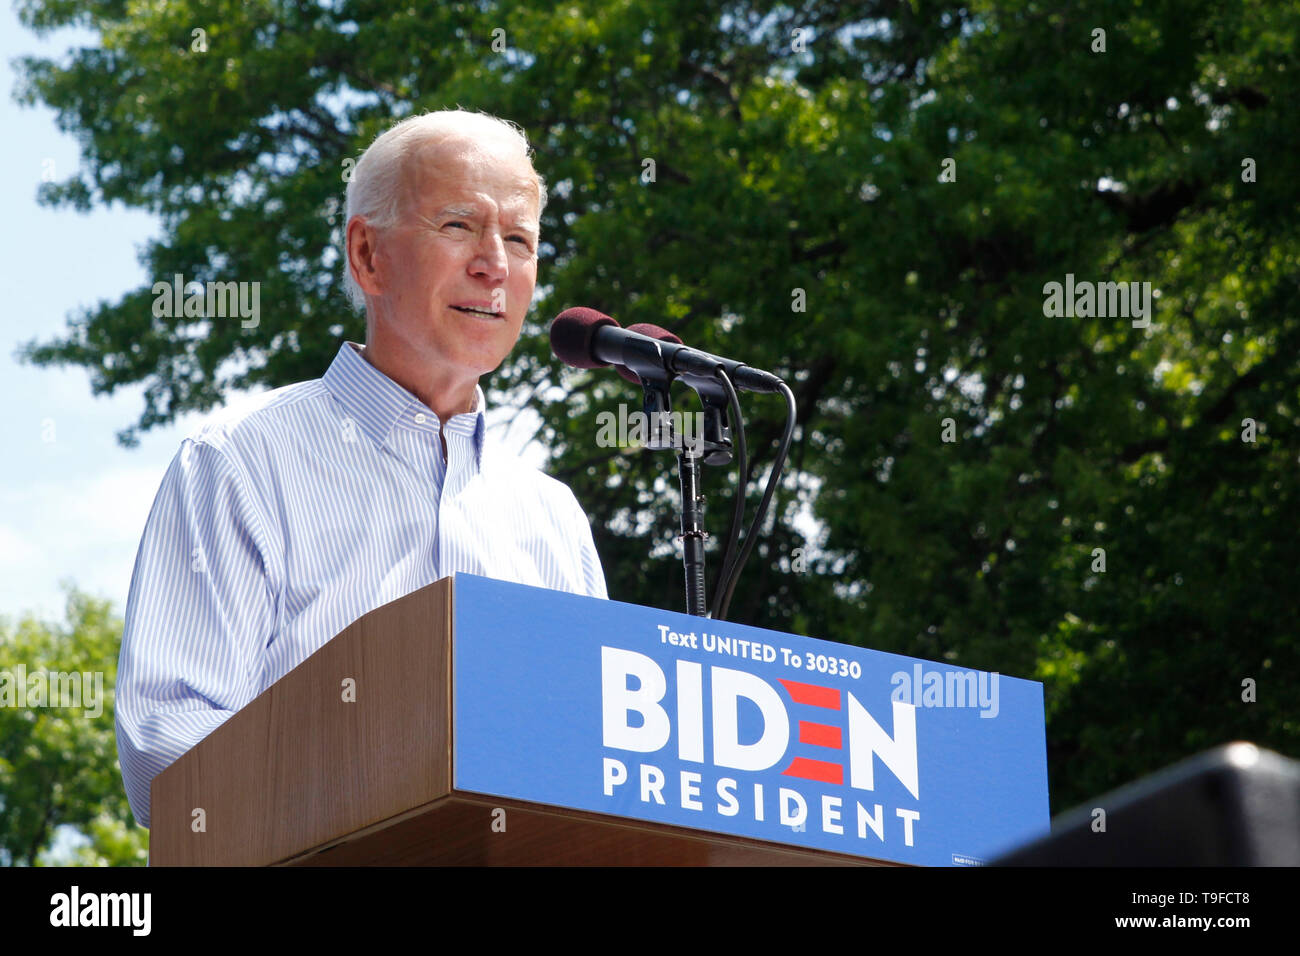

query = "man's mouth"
451;305;504;318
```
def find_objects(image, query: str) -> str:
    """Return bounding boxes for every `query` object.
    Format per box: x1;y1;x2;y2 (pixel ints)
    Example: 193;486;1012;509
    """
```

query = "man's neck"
356;341;478;426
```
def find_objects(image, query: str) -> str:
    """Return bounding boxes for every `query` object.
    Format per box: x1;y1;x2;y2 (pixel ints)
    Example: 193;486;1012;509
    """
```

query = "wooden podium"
149;577;874;866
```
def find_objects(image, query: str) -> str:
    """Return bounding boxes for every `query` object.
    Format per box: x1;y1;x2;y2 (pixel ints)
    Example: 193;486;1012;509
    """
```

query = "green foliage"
13;0;1300;814
0;589;148;866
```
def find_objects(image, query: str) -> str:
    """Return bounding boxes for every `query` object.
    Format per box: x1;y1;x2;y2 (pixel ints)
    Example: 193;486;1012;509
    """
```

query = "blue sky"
2;9;203;626
1;9;546;629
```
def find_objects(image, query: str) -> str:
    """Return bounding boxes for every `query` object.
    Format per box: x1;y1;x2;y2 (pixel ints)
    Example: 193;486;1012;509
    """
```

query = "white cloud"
0;465;167;622
0;524;39;567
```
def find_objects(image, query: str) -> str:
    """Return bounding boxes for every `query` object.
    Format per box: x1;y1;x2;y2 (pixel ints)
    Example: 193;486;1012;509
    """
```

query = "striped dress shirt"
116;340;607;828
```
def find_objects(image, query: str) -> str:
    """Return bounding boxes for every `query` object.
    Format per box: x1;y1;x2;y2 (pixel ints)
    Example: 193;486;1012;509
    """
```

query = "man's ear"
347;216;386;298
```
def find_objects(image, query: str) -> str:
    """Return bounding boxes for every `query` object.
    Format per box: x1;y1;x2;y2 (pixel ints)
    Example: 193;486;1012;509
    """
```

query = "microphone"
548;307;620;369
550;307;785;393
617;323;682;383
626;323;737;466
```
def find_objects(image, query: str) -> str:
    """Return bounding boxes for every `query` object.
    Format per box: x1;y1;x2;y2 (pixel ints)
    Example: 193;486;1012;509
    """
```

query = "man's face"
367;135;540;386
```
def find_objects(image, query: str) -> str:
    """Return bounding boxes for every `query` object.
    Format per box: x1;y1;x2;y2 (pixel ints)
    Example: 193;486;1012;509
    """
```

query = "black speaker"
994;742;1300;865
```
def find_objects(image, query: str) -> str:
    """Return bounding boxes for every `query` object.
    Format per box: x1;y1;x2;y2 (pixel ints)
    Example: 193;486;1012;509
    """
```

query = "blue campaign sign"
452;573;1049;865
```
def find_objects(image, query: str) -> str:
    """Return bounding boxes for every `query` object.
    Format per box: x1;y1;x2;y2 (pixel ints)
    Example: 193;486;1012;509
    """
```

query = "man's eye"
447;221;471;230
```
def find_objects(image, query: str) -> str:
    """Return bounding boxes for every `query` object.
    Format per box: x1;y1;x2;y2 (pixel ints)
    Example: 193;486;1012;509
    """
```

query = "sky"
1;10;198;627
0;8;545;630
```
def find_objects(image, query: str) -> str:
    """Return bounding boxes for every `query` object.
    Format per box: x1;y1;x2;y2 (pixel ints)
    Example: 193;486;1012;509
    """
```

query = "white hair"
341;109;547;311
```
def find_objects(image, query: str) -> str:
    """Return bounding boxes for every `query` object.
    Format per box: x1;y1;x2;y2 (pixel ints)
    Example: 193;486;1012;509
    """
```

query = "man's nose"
469;231;508;281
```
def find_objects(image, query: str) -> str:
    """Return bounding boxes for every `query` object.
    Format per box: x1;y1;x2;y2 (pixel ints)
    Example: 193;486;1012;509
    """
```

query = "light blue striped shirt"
116;341;606;827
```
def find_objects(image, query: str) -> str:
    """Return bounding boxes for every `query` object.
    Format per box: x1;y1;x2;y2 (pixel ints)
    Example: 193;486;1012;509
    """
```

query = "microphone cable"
709;379;797;621
707;366;745;619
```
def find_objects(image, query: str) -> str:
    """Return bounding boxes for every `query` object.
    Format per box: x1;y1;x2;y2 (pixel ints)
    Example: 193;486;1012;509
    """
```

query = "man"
116;110;607;829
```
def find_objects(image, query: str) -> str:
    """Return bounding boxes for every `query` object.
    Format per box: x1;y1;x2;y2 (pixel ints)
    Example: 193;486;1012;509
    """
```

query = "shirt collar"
322;341;486;462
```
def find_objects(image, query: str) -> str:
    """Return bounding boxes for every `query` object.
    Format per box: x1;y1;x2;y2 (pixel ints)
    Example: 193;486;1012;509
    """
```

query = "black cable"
714;381;797;621
708;368;745;619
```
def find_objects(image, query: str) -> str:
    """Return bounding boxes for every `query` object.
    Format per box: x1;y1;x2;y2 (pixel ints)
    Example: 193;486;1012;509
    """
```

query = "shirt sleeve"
115;437;278;828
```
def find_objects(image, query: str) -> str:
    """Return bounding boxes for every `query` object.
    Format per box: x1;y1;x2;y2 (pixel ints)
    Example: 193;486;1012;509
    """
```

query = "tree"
14;0;1300;812
0;588;148;866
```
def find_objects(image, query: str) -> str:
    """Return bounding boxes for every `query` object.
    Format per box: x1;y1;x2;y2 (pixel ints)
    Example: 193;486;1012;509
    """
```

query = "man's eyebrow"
431;204;479;219
429;204;538;235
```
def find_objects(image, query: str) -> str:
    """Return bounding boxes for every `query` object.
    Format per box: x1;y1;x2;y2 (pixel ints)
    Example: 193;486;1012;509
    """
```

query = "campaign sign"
452;573;1049;865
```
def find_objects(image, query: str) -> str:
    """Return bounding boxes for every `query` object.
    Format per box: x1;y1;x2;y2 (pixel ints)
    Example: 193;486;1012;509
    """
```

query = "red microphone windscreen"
550;307;619;369
617;323;684;383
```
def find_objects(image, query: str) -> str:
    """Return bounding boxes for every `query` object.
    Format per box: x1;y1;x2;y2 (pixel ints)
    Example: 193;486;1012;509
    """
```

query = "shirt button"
414;413;427;424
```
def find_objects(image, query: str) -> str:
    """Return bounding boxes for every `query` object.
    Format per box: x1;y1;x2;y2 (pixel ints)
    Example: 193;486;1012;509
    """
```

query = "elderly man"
116;110;607;829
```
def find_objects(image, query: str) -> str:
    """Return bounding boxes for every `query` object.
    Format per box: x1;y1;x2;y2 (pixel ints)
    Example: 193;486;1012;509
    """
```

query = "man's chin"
447;349;512;380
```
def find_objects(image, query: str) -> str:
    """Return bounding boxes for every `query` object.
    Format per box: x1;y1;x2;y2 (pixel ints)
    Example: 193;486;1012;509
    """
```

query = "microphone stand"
550;311;788;619
676;444;708;616
672;373;735;616
633;373;731;617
